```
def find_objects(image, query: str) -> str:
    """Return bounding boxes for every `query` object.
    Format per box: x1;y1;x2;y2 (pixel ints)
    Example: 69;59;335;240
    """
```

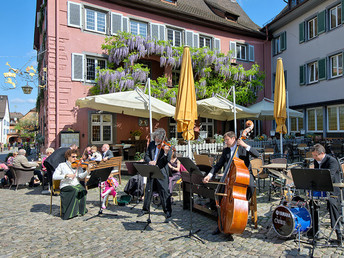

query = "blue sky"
0;0;287;116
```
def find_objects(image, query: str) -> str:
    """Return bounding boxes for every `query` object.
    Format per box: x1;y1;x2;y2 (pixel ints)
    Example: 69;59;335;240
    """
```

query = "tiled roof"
109;0;264;37
0;95;8;120
10;112;24;120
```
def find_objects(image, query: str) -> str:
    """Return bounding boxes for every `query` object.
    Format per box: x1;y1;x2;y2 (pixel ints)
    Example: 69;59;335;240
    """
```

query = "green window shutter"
281;31;286;51
299;65;305;85
318;58;326;80
317;10;326;34
342;0;344;24
299;22;305;43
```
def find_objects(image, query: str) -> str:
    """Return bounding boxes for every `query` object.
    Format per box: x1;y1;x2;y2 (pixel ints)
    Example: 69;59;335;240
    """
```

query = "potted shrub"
131;130;142;140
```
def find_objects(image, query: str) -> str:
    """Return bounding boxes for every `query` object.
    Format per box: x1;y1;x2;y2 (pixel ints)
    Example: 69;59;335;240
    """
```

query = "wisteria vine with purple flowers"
91;32;265;106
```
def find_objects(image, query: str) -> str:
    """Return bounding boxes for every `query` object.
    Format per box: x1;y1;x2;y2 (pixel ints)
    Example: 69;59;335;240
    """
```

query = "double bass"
214;120;254;234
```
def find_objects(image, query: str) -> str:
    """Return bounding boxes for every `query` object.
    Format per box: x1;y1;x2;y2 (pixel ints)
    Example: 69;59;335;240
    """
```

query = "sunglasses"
71;155;78;158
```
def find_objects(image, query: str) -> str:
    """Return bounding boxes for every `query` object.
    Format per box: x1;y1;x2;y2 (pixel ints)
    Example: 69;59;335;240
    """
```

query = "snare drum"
272;205;311;237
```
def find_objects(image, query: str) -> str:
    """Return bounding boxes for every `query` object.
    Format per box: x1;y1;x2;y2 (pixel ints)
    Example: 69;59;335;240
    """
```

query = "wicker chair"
12;167;35;191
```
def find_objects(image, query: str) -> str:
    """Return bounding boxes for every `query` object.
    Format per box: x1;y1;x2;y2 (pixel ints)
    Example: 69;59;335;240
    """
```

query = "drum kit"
269;180;344;252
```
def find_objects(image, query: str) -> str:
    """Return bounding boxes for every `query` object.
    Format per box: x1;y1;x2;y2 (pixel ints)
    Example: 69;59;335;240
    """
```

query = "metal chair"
50;179;62;217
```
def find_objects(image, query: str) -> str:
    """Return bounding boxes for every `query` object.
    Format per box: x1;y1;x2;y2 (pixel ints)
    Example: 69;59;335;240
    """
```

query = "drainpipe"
55;0;60;147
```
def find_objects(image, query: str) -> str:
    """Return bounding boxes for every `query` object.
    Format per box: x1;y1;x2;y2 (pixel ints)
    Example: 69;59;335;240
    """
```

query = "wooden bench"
85;156;122;189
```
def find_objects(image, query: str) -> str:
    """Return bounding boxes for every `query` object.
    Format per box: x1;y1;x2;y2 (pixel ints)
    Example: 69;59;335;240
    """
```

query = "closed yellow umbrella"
274;57;287;154
175;46;198;141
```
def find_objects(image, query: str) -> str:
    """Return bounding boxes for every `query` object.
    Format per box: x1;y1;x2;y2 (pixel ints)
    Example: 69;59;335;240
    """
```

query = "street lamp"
21;82;33;94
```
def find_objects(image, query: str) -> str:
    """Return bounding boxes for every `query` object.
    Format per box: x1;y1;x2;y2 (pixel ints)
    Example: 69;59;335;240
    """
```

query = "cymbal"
333;183;344;188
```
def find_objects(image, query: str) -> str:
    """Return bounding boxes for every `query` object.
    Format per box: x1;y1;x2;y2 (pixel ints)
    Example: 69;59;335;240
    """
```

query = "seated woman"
3;151;18;186
82;146;91;162
168;149;181;196
53;149;88;220
88;146;102;162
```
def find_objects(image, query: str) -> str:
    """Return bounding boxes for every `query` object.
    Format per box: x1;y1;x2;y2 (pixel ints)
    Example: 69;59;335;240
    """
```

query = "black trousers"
143;172;172;214
309;196;342;236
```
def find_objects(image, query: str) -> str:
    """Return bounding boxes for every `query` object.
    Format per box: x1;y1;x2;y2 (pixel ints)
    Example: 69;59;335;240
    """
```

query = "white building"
0;95;10;145
266;0;344;138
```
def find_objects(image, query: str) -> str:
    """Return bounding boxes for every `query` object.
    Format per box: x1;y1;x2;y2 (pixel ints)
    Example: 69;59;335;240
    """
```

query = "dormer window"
161;0;177;4
289;0;305;9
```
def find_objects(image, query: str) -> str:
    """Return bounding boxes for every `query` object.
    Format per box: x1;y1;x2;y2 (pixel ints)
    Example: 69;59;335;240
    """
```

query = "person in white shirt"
53;149;88;220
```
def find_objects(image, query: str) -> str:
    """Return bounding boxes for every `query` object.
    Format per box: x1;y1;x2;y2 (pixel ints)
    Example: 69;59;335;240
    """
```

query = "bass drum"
272;205;311;237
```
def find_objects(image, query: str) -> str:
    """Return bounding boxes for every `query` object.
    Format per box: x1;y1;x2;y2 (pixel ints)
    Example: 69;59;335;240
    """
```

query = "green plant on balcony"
131;130;142;137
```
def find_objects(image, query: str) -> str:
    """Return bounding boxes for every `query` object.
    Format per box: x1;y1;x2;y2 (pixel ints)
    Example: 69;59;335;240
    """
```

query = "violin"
71;159;89;169
157;141;171;149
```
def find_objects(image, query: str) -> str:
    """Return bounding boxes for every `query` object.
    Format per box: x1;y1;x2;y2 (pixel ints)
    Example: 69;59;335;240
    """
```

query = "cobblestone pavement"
1;175;344;257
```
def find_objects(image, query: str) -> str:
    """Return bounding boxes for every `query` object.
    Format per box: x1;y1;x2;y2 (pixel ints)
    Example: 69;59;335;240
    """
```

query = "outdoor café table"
111;144;134;159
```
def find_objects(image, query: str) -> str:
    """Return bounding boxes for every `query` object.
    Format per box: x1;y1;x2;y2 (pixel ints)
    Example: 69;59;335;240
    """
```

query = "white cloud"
11;98;36;104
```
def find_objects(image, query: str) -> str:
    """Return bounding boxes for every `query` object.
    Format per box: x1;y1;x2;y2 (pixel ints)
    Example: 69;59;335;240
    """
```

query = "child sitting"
89;146;102;162
101;177;119;209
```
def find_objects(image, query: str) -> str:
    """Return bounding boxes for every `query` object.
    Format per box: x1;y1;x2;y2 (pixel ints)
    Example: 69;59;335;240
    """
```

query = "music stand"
84;167;117;221
134;163;165;232
291;168;333;253
169;157;204;244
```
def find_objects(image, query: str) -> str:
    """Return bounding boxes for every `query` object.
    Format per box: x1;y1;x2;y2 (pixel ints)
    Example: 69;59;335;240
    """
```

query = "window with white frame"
169;118;182;139
200;117;214;138
330;53;343;78
236;43;247;60
290;115;304;132
274;36;280;55
308;61;318;83
130;20;148;37
86;57;106;81
307;107;323;132
85;8;106;33
91;114;112;143
199;35;212;49
328;105;344;131
330;4;342;30
167;28;182;47
307;16;318;40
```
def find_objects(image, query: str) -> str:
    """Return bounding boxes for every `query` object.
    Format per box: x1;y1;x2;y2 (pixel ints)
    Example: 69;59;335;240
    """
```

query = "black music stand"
291;168;333;254
84;167;118;221
134;163;165;232
169;157;204;244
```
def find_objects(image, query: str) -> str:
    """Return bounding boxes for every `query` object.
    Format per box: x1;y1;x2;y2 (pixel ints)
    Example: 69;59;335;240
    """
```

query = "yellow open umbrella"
175;46;198;142
274;57;287;154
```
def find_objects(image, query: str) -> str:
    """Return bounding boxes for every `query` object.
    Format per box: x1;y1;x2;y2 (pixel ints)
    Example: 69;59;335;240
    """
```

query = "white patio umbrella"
75;87;175;121
247;98;303;120
197;94;260;121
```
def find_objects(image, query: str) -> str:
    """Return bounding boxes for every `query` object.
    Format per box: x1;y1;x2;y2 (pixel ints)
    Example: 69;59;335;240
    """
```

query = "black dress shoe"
212;227;221;235
137;210;148;217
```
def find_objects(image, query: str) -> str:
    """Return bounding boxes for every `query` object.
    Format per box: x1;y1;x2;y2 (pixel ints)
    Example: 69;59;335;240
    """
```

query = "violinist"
52;149;88;220
202;130;259;235
137;128;172;221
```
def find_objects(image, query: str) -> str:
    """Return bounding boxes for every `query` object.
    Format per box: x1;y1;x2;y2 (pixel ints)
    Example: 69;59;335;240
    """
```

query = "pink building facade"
34;0;271;151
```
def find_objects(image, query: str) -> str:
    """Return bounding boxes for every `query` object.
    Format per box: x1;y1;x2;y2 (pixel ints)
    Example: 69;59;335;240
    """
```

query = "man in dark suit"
310;143;342;244
43;144;78;191
137;128;172;220
101;144;114;161
202;130;259;235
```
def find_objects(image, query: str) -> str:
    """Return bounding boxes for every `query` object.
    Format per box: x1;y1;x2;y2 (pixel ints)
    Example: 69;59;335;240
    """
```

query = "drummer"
310;143;342;244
